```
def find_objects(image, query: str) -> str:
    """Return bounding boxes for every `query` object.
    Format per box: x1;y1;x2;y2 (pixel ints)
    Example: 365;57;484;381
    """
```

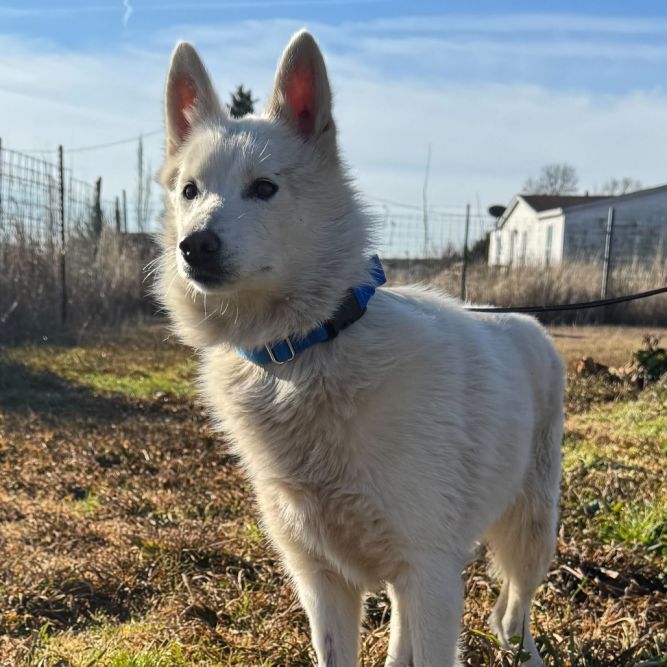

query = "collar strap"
238;255;386;365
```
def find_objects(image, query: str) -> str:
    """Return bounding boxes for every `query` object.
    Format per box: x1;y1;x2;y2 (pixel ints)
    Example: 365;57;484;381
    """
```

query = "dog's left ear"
266;30;335;147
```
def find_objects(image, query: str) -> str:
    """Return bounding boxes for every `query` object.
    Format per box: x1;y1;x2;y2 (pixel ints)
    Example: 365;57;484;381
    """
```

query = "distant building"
488;186;667;267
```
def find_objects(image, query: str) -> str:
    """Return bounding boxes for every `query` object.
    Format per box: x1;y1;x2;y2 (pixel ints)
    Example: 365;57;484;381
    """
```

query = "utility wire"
10;128;162;154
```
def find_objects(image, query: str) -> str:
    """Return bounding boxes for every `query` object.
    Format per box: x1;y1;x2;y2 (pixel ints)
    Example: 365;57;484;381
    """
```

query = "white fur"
156;31;565;667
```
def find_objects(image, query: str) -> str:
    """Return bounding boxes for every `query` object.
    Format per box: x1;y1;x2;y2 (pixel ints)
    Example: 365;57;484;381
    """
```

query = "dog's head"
157;30;370;348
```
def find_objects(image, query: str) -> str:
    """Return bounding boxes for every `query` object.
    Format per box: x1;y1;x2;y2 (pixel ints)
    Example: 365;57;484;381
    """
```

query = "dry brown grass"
0;231;155;343
0;326;665;666
389;260;667;326
3;244;664;345
549;325;667;370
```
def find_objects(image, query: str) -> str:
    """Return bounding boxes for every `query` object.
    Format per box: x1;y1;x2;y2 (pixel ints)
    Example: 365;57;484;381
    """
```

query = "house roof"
496;183;667;229
521;194;609;212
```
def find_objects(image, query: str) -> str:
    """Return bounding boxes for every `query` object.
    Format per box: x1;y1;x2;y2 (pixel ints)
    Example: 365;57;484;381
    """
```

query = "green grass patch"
602;395;667;449
1;342;195;400
30;618;282;667
565;385;667;469
562;387;666;561
67;490;101;515
71;367;195;400
106;645;189;667
32;620;214;667
597;498;667;555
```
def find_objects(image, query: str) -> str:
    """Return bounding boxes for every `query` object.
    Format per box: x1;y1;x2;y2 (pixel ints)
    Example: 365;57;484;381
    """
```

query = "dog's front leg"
291;564;362;667
395;557;464;667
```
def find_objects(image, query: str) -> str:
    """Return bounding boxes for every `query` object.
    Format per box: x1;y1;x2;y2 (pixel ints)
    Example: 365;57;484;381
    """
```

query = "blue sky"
2;1;667;240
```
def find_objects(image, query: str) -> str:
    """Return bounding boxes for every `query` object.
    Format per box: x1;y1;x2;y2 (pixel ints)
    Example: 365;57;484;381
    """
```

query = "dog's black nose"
179;230;221;271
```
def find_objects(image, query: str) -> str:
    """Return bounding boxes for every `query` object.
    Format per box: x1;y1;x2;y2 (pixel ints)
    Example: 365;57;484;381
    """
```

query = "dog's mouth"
183;266;228;291
179;261;274;296
189;268;224;285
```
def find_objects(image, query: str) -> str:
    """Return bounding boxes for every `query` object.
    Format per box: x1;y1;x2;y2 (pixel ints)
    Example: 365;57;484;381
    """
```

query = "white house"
488;186;667;267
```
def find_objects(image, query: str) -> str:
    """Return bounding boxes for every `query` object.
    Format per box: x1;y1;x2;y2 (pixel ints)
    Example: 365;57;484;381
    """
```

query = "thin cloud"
1;14;666;216
119;0;387;12
0;5;118;16
354;13;667;36
123;0;133;27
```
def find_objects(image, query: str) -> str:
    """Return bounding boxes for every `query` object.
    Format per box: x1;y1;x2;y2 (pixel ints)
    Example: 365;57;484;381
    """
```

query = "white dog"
156;30;564;667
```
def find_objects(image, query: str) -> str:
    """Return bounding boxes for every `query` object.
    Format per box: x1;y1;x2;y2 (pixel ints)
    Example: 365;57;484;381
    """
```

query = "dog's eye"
248;178;279;201
182;182;198;200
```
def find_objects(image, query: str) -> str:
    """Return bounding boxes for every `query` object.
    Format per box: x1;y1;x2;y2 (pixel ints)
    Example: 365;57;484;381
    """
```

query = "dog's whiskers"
195;298;221;327
258;139;270;160
219;298;232;319
163;271;180;299
142;256;168;284
143;265;163;284
144;256;160;272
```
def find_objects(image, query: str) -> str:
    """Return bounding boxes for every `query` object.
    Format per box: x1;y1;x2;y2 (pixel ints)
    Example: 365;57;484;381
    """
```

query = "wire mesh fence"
1;136;665;338
0;141;153;340
0;147;121;243
371;205;492;259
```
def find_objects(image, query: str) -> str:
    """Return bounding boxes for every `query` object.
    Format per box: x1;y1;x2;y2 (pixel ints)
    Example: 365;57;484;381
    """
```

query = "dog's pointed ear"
164;42;222;155
266;30;335;144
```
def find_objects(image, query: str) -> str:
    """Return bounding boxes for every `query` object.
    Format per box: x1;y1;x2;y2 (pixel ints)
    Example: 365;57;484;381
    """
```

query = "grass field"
0;325;665;666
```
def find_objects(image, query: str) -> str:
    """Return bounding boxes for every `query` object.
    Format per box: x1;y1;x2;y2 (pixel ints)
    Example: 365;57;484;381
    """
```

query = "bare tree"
600;177;642;196
135;136;153;232
523;163;579;195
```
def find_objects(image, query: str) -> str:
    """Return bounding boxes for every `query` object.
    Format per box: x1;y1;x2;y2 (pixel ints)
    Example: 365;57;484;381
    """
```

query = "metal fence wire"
1;137;664;337
0;145;119;245
371;206;492;259
0;141;152;337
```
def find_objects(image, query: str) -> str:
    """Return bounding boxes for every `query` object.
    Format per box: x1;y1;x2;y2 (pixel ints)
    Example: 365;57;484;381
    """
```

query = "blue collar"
237;255;386;365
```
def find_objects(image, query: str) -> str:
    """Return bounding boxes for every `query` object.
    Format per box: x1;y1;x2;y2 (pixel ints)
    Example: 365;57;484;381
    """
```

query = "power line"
372;196;493;218
372;196;423;211
10;128;162;155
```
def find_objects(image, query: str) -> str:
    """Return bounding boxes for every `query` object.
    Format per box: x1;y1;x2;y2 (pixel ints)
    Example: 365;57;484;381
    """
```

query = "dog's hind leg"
385;582;412;666
486;502;552;666
485;410;562;667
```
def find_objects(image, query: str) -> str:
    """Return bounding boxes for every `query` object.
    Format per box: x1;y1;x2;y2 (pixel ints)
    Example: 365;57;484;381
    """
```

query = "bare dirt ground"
0;325;665;666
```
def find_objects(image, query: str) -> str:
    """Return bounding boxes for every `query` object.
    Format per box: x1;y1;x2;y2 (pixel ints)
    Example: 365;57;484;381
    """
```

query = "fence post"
58;145;67;325
460;203;471;301
115;196;121;234
601;206;615;299
422;143;431;256
93;177;103;240
0;137;3;226
122;189;128;233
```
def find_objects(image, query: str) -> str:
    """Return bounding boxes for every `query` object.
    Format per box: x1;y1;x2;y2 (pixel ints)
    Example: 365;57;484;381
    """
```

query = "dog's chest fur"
200;347;403;586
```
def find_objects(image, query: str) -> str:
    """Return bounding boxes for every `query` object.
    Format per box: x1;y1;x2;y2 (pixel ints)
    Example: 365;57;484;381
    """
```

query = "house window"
520;231;528;265
495;232;502;265
545;225;553;267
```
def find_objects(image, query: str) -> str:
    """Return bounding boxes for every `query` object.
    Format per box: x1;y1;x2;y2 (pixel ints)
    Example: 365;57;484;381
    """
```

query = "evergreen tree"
228;85;257;118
